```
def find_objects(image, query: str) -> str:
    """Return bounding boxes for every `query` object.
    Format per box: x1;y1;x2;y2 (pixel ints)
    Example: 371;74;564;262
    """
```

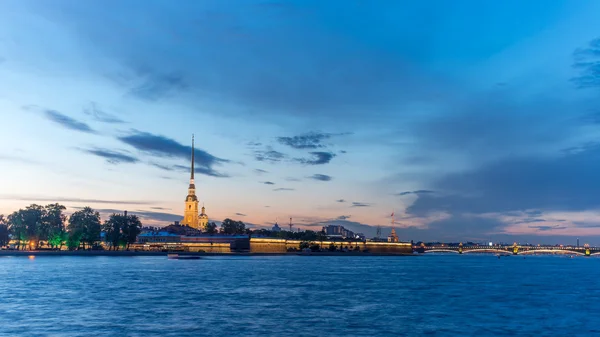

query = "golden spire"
190;134;195;182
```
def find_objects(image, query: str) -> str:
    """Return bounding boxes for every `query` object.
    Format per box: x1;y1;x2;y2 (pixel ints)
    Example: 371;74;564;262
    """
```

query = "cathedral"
181;135;209;231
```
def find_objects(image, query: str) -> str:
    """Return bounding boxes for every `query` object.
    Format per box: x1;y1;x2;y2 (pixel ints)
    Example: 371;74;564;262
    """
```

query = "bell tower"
181;135;199;229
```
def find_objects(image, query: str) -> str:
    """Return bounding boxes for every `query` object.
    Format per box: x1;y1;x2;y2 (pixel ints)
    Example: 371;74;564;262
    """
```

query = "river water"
0;254;598;336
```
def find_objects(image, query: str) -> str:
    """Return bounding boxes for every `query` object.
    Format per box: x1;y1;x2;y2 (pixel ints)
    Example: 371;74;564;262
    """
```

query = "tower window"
189;205;191;210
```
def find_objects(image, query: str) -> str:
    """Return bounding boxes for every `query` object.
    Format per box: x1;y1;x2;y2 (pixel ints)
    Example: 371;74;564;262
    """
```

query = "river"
0;254;598;336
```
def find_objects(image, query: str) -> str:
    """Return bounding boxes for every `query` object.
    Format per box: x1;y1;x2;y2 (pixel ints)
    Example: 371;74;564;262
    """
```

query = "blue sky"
2;0;600;244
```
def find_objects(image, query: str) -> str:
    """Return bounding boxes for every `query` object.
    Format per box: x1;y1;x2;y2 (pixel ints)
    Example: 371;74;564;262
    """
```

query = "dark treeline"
0;203;141;250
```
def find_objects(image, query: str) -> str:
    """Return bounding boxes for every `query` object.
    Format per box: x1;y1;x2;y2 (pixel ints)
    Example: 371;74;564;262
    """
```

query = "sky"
1;0;600;244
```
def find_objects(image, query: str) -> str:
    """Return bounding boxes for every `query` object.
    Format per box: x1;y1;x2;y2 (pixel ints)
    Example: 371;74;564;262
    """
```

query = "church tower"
181;135;199;229
199;204;209;231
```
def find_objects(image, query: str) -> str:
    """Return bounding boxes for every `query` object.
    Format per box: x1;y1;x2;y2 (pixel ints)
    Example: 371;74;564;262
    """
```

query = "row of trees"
0;204;142;250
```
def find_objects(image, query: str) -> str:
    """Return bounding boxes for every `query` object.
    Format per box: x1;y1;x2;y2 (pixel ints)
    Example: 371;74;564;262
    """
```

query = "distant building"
322;225;354;239
272;223;281;232
387;228;399;243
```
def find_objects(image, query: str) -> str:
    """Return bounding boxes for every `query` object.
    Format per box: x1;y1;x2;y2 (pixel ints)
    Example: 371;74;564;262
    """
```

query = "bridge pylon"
585;243;591;257
458;242;463;254
512;242;518;255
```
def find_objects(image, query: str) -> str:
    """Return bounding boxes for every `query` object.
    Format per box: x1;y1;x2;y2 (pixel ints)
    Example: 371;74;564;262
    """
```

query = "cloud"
114;67;189;101
93;208;182;222
285;177;301;182
1;195;154;205
83;102;126;124
407;142;600;216
118;130;228;177
295;152;335;165
235;213;247;217
150;207;170;210
254;168;268;174
80;148;139;164
396;190;434;196
0;154;41;165
254;147;286;163
336;215;351;220
420;215;507;241
262;181;275;185
528;225;568;231
273;188;294;191
44;109;96;133
351;202;370;207
309;174;332;181
336;199;346;203
277;132;333;149
571;37;600;89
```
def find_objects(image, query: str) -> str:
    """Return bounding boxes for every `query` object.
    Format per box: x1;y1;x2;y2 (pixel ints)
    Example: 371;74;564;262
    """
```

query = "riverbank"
0;250;416;257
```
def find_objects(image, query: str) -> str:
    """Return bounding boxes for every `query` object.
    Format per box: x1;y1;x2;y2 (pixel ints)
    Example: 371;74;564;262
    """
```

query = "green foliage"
68;207;101;249
220;218;246;235
103;213;143;250
205;222;218;234
299;241;310;250
66;232;81;251
251;229;329;241
122;214;142;249
310;243;321;252
0;215;9;246
48;230;68;249
43;204;67;248
8;210;28;249
103;214;124;250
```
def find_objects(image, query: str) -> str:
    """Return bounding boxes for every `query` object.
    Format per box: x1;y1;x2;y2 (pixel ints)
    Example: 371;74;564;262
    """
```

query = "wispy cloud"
295;151;336;165
83;102;126;124
1;195;155;205
528;225;568;231
262;181;275;185
80;148;139;164
396;190;434;196
118;130;228;177
277;132;333;149
93;208;182;222
235;213;247;217
0;154;41;165
254;147;286;163
351;202;371;207
273;188;294;191
254;168;268;174
336;199;346;203
571;37;600;89
44;109;96;133
309;174;332;181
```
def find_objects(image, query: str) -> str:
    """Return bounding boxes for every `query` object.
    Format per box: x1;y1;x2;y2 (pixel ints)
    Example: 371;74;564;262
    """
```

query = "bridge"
414;243;600;256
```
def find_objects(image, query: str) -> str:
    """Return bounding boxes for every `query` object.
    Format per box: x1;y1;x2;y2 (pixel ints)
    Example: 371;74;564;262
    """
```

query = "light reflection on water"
0;255;599;336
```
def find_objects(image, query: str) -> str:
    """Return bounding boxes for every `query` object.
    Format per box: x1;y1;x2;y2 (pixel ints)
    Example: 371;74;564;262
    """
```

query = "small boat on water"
168;254;201;260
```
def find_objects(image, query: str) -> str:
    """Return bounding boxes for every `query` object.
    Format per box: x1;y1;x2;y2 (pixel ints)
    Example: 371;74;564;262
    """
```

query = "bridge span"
415;243;599;256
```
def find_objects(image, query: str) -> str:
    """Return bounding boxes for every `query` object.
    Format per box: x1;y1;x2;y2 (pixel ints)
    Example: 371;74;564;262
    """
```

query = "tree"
68;207;101;249
8;211;27;250
121;214;142;250
43;204;67;249
0;214;9;247
220;218;246;235
23;204;45;249
205;222;218;235
102;214;124;250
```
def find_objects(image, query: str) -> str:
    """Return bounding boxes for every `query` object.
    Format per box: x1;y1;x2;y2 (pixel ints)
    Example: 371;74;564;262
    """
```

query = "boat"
168;254;201;260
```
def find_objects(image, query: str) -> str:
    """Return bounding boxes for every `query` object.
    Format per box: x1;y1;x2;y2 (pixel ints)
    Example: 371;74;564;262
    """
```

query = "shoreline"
0;250;416;257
